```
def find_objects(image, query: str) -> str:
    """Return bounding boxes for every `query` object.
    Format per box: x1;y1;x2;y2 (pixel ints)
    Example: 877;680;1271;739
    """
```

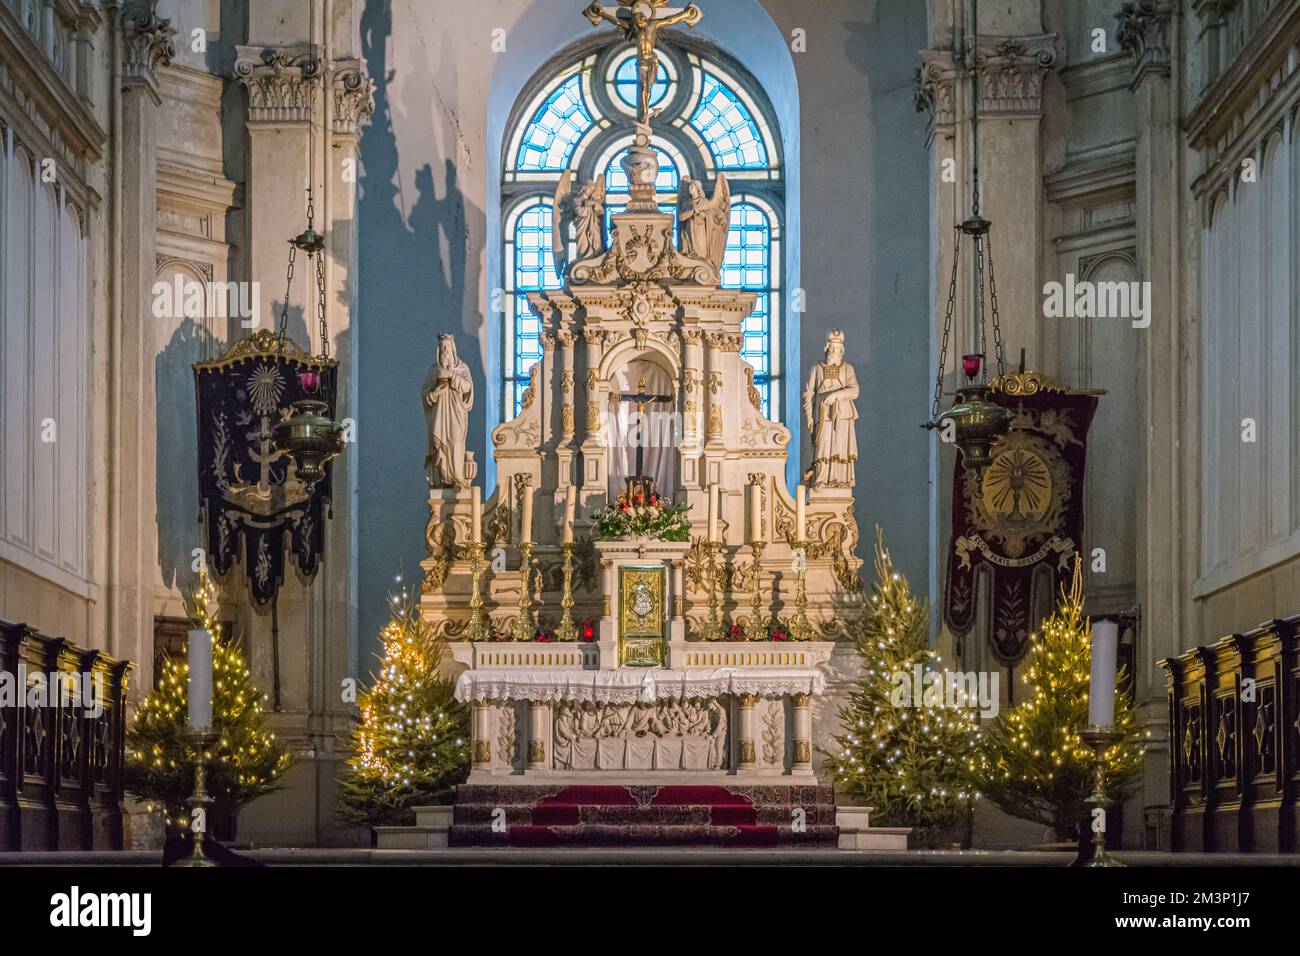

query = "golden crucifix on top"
584;1;704;126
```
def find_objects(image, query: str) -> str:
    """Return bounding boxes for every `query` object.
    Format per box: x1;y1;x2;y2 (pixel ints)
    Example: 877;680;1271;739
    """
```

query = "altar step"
447;784;838;849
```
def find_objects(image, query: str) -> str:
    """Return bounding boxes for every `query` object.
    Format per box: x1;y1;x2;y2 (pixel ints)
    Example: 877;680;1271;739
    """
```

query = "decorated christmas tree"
972;556;1144;840
338;582;470;827
830;528;980;846
126;572;292;834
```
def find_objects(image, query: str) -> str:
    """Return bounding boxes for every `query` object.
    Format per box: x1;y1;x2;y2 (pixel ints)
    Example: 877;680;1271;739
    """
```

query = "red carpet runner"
449;784;838;848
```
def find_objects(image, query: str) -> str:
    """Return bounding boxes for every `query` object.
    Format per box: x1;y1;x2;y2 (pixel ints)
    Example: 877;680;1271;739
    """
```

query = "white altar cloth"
455;667;826;705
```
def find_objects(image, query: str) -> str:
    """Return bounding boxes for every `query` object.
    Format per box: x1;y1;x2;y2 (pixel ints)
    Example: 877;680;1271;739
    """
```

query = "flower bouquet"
593;489;691;542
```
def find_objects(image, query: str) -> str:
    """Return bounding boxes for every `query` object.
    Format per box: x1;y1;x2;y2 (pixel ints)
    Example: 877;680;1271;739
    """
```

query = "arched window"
501;38;784;420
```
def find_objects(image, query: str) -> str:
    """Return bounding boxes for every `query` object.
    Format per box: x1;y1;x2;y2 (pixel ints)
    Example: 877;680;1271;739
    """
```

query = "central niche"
606;356;678;498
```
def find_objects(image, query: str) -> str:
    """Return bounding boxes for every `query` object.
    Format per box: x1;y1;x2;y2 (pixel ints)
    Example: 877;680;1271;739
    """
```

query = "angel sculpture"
553;170;607;275
677;173;731;271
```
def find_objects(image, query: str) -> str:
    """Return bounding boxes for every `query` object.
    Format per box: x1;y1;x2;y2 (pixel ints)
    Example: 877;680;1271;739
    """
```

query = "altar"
448;639;832;781
412;1;866;844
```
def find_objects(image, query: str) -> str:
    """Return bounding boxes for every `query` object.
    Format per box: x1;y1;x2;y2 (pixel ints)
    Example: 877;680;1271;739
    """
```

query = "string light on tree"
830;527;980;846
338;577;470;826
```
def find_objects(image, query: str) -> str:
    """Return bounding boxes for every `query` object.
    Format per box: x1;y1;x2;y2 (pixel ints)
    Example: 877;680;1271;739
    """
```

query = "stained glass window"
516;72;595;172
504;201;562;414
689;71;769;170
503;41;784;423
721;201;779;417
612;52;670;111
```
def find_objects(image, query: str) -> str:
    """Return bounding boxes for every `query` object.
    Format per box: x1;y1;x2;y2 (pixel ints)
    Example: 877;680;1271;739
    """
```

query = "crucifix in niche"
607;361;677;498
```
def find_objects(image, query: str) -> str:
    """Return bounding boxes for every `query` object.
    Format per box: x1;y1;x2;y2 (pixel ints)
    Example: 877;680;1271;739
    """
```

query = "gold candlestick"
706;540;724;640
1080;727;1126;867
464;540;489;642
745;541;768;641
511;541;536;641
556;542;578;641
790;542;813;641
174;728;220;868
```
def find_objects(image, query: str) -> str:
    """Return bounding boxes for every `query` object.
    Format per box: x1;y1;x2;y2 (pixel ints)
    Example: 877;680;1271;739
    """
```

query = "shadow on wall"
156;315;211;593
356;0;487;664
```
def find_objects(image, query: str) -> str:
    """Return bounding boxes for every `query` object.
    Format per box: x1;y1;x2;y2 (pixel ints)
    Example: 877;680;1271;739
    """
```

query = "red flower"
771;628;789;642
727;625;745;643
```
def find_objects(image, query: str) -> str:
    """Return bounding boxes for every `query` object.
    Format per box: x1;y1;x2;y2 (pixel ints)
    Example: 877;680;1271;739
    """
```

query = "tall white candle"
707;483;719;543
1088;620;1120;728
563;485;576;544
471;486;482;543
520;480;533;543
188;628;213;731
750;482;762;544
795;484;807;542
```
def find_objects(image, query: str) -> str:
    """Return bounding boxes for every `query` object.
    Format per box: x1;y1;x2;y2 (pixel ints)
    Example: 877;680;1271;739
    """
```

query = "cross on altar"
583;1;703;125
613;375;673;495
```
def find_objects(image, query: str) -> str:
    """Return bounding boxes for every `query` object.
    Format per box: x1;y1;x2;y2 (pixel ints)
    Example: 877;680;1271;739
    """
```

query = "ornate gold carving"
739;740;756;764
794;740;811;764
528;739;545;763
473;740;491;765
707;404;723;437
961;426;1070;558
562;403;575;436
793;693;811;708
988;370;1064;396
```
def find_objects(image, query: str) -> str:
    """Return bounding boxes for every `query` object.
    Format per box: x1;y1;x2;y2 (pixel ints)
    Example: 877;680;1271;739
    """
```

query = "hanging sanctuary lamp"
923;0;1010;476
272;59;344;488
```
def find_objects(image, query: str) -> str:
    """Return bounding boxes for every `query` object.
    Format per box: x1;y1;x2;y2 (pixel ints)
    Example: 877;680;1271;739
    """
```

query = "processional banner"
193;329;337;606
943;373;1098;665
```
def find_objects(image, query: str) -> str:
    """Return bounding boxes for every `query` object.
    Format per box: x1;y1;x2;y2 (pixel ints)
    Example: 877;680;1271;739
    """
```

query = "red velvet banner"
943;376;1098;665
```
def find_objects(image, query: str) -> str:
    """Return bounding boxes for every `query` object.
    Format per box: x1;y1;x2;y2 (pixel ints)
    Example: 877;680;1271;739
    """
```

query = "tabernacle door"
618;565;666;667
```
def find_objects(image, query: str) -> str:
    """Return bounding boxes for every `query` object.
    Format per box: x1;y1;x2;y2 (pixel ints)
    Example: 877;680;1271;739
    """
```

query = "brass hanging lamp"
922;0;1010;476
272;51;344;489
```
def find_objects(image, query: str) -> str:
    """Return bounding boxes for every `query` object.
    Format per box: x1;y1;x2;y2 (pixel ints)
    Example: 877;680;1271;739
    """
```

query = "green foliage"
125;638;291;827
337;593;470;827
972;559;1145;840
829;528;979;846
593;492;691;541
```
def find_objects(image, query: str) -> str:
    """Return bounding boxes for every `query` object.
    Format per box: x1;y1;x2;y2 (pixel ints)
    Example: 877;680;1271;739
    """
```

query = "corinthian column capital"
120;1;176;103
1117;1;1175;89
970;34;1057;116
332;61;376;136
233;44;320;124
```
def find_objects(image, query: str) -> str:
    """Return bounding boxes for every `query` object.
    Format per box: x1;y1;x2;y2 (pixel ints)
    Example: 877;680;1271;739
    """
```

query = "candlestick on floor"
556;542;578;641
745;541;768;641
1080;727;1125;867
174;728;220;868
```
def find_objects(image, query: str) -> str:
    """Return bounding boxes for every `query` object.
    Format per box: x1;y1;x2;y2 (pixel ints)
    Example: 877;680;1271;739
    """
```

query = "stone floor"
2;847;1299;866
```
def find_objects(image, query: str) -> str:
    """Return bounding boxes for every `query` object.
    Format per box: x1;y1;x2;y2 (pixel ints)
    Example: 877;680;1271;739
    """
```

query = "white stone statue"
802;329;859;488
677;173;730;270
423;333;475;488
553;170;606;274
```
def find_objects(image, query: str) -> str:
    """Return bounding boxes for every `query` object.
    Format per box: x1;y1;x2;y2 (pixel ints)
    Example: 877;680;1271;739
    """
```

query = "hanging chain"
985;228;1006;376
315;249;330;360
932;230;962;421
276;243;297;352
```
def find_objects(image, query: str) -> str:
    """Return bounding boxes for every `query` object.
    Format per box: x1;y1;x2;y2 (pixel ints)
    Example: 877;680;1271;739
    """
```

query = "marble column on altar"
736;694;757;773
704;333;724;447
581;328;607;496
792;692;813;772
681;330;704;451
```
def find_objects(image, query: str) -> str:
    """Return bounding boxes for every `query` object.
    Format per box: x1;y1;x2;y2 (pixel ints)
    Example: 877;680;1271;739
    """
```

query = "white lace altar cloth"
455;668;826;705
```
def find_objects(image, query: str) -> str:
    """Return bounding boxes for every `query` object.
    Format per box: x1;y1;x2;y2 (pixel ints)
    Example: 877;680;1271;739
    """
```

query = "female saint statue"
802;329;859;488
423;334;474;487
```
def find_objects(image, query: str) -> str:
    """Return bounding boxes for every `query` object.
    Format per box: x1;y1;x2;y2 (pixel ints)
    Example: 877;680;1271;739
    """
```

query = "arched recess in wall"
483;0;800;493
